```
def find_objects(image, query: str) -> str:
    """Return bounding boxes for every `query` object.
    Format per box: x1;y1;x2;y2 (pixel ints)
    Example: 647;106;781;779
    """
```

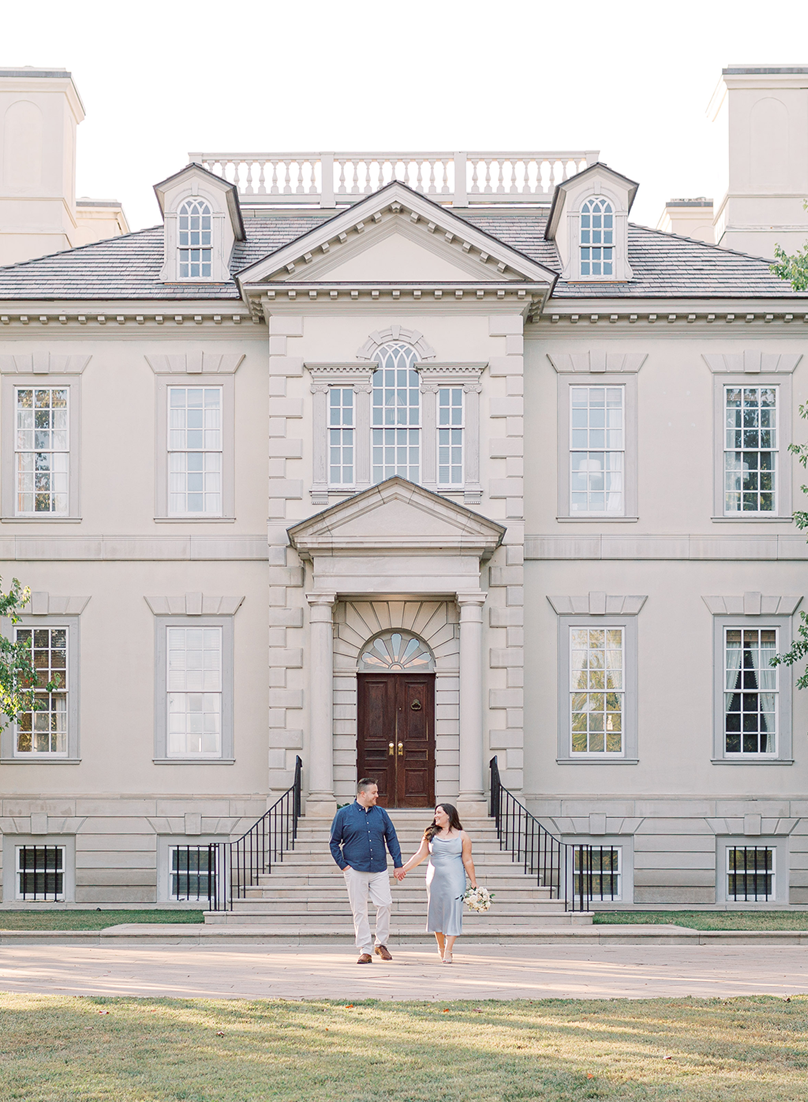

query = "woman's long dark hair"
424;802;463;842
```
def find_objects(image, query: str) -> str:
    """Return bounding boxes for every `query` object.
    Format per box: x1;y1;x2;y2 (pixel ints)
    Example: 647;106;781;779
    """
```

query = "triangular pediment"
288;477;505;558
237;181;557;290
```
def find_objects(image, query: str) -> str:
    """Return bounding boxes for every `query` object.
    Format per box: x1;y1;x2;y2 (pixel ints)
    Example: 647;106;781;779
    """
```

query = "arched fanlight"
358;630;435;672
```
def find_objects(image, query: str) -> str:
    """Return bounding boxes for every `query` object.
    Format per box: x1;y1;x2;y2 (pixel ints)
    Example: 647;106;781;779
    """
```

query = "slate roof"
0;205;802;302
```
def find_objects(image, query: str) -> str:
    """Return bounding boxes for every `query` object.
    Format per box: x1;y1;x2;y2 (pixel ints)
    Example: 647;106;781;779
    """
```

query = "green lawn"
0;909;204;930
0;995;806;1101
594;911;808;931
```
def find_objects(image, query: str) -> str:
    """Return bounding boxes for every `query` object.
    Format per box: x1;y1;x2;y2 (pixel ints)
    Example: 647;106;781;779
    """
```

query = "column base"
304;796;338;819
456;797;489;818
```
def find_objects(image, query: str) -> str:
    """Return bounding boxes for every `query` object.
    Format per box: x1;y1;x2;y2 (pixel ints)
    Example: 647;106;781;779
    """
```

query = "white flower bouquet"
463;885;493;912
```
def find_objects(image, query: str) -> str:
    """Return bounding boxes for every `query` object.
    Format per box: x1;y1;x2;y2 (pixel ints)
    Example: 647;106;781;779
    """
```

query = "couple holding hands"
329;778;477;964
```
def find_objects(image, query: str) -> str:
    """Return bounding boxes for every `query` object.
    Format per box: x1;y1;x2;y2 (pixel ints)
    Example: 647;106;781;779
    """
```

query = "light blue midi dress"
425;834;466;936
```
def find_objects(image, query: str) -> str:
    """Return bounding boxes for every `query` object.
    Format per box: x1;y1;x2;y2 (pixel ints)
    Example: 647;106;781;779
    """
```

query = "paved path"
1;942;807;1000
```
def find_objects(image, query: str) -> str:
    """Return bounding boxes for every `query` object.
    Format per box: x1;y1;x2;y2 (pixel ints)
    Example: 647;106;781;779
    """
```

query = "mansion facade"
0;65;807;908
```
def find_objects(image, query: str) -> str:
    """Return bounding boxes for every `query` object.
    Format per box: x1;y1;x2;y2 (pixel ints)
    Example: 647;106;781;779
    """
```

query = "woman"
396;803;477;963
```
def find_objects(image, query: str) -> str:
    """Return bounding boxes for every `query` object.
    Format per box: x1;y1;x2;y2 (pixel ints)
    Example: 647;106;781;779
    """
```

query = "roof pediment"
237;181;558;291
288;477;505;559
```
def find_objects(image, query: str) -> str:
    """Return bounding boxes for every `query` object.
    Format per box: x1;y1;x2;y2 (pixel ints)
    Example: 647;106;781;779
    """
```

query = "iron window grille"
16;845;65;901
727;846;775;902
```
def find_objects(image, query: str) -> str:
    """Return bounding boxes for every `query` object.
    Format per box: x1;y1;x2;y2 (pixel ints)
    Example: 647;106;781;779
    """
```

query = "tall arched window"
178;197;212;278
371;342;420;483
580;197;614;277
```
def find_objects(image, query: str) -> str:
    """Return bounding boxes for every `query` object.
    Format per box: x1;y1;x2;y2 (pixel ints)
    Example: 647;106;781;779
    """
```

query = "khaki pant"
343;867;392;955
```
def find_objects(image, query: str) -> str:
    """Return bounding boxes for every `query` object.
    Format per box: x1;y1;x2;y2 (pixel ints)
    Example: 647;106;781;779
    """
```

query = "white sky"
4;0;808;231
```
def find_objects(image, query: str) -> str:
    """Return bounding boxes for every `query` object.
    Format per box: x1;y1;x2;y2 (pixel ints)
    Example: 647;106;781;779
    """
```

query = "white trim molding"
702;351;802;374
417;362;485;501
306;362;375;502
356;325;436;362
0;354;91;375
26;592;91;616
145;353;245;375
547;352;647;374
547;592;647;616
144;593;245;616
701;593;803;616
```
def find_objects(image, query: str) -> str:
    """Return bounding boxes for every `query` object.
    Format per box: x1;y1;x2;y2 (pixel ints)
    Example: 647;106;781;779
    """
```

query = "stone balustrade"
186;150;599;206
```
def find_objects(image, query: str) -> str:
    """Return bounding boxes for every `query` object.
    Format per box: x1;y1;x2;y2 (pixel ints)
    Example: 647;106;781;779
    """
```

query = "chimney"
656;198;714;243
710;65;808;259
0;67;85;264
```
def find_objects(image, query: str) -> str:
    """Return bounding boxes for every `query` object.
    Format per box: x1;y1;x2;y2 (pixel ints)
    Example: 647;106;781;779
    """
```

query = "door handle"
397;741;404;757
388;741;395;756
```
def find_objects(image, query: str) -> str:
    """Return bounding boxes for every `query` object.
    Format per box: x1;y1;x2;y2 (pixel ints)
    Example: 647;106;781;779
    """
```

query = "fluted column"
457;591;487;813
305;592;337;816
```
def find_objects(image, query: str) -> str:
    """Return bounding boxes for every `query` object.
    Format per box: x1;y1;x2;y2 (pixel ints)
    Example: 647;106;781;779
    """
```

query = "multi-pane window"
573;846;621;901
570;627;624;754
727;846;774;902
437;387;464;486
167;626;222;757
15;387;69;515
570;386;624;513
168;387;222;515
372;343;420;483
16;845;65;901
724;386;777;513
580;197;614;277
724;628;777;754
14;627;67;755
178;197;212;278
170;845;217;902
329;388;354;486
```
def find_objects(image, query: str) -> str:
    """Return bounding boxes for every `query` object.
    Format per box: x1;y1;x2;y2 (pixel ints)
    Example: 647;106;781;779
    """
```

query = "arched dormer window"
580;197;614;277
371;342;420;483
178;197;212;279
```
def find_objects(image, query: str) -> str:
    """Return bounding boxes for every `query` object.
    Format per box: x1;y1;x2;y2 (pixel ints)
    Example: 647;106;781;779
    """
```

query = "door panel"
357;672;435;808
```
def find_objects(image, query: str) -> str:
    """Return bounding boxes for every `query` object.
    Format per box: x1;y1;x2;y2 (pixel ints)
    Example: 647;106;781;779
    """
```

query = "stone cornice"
0;307;254;329
536;300;808;328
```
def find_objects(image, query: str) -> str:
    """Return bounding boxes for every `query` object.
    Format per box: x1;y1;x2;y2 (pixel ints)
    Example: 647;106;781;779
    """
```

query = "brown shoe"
357;953;373;964
374;945;393;961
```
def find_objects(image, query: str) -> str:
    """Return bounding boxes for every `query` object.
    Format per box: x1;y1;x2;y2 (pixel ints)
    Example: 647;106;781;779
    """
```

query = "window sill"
711;757;794;765
153;758;235;765
557;516;639;523
557;757;638;765
0;757;81;764
153;517;235;523
1;517;82;524
711;516;793;523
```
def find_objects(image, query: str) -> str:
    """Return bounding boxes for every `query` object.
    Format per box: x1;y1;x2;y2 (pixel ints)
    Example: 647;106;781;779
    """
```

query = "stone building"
0;64;807;910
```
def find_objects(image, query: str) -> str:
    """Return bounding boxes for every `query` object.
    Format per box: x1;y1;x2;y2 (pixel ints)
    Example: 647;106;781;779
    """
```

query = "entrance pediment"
288;478;504;560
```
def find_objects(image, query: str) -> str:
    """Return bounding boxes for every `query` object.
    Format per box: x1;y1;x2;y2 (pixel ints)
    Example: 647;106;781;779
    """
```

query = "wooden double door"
356;672;435;808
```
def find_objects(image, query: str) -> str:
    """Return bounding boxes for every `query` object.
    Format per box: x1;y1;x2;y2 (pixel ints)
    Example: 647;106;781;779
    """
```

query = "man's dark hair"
357;778;377;793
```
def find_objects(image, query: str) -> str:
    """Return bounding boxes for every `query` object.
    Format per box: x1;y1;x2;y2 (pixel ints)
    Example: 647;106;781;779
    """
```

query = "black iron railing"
207;755;303;911
727;845;774;901
171;843;221;908
489;756;618;911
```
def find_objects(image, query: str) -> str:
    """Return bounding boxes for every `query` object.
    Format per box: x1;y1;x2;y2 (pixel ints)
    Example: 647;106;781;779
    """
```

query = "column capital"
457;591;487;608
306;592;336;607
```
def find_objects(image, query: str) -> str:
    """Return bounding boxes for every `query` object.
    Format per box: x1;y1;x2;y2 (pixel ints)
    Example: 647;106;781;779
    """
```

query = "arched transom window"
580;197;614;277
358;630;435;672
178;197;212;279
372;342;420;483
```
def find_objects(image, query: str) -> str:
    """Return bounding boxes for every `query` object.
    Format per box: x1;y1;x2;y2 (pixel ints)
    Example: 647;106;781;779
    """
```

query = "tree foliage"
771;242;808;291
0;577;57;726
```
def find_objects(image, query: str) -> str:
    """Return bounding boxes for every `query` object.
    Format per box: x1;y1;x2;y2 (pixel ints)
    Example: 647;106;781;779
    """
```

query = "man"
329;778;403;964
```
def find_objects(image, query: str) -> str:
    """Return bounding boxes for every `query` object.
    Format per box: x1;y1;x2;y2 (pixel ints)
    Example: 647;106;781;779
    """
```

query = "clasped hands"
394;868;407;881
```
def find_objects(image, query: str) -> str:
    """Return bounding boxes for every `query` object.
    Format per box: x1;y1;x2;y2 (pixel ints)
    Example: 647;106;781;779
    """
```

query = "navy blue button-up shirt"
329;801;403;872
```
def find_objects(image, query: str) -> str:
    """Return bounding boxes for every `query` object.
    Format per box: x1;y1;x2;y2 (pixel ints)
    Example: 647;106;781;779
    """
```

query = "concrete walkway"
1;938;807;1000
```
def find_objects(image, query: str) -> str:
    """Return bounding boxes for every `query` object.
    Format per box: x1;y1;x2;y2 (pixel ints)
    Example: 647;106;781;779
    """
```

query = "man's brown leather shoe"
374;945;393;961
357;953;373;964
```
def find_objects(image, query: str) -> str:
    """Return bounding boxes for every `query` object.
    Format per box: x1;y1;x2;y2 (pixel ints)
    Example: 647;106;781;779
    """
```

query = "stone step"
204;911;593;928
242;889;554;905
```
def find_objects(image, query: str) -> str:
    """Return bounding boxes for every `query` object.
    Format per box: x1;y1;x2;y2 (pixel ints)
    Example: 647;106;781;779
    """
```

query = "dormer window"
580;197;614;277
178;198;212;279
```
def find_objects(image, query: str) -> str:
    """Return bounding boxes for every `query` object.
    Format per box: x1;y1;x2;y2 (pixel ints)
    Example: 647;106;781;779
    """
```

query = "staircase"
204;810;592;934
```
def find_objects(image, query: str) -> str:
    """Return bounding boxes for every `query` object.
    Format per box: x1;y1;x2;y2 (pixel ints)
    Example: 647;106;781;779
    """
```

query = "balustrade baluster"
337;159;347;195
257;160;266;195
270;160;279;195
